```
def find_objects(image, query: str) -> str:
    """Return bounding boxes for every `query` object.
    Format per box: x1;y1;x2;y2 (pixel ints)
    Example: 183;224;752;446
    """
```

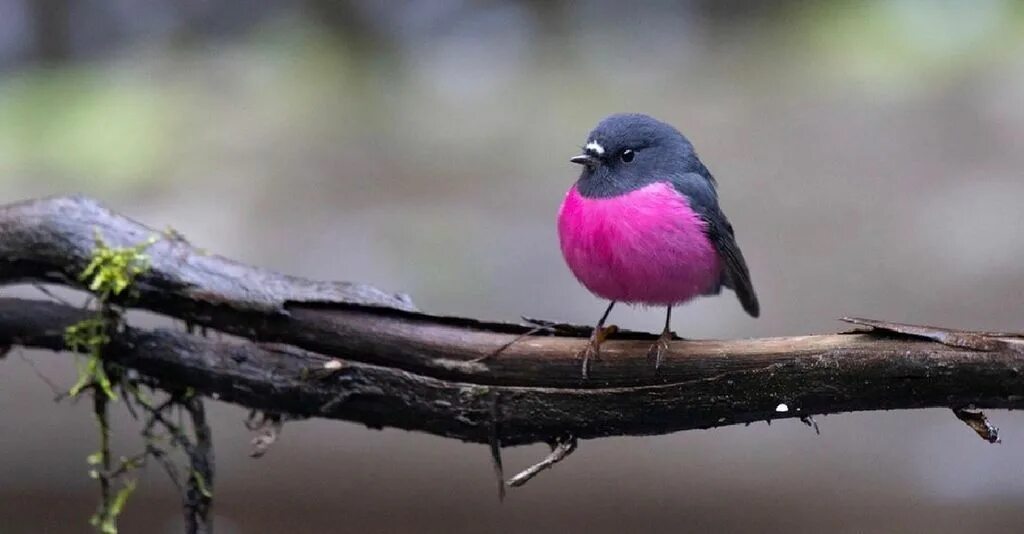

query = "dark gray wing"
670;172;760;317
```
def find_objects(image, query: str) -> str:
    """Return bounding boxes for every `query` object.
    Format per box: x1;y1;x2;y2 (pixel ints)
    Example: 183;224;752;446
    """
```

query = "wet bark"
2;196;1023;446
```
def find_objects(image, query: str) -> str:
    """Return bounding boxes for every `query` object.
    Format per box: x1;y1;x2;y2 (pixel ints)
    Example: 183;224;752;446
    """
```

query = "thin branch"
471;323;555;363
149;443;185;493
489;394;505;501
135;392;189;491
16;347;66;400
92;385;113;527
507;436;578;488
183;396;214;534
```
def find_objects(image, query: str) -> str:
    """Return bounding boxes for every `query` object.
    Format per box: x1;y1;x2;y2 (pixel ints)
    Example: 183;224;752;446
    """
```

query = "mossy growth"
192;469;213;499
66;231;157;401
79;230;158;301
65;230;157;534
66;317;114;399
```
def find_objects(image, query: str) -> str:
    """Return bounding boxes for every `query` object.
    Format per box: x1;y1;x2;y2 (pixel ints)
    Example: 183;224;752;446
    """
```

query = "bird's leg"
577;301;617;379
647;306;673;371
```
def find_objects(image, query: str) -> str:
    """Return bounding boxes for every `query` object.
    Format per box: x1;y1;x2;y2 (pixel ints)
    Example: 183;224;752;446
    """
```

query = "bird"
557;113;759;378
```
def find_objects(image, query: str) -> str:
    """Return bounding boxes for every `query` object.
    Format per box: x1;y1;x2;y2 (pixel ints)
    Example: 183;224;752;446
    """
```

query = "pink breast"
557;182;722;305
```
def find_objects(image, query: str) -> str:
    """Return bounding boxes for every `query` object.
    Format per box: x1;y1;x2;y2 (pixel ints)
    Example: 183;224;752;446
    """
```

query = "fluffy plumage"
558;182;722;306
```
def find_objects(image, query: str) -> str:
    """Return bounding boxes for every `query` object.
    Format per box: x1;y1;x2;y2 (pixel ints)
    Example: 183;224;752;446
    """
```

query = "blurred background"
2;0;1024;532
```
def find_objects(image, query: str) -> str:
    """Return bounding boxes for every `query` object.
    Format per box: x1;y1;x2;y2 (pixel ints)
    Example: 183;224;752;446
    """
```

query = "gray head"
571;113;702;198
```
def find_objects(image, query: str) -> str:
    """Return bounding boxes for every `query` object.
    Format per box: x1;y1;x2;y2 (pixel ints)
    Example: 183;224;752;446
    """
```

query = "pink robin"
558;113;759;378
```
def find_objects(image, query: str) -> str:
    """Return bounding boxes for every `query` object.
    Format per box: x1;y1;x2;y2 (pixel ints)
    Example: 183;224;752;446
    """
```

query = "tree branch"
2;195;1024;449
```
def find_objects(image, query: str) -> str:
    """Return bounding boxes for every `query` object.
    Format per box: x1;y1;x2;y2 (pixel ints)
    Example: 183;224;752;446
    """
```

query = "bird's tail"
722;248;760;318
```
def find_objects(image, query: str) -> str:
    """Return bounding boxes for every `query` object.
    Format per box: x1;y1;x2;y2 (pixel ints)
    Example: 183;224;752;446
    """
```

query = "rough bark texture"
2;195;1024;447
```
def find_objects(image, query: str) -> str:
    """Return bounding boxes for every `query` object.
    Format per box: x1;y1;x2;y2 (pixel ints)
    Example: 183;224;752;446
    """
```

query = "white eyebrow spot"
585;141;605;155
775;403;789;413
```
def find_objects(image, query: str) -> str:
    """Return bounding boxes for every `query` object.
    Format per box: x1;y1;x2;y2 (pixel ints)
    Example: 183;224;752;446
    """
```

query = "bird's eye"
620;149;635;163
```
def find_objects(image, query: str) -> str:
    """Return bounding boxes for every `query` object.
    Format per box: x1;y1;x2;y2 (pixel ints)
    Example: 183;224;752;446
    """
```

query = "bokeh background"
2;1;1024;532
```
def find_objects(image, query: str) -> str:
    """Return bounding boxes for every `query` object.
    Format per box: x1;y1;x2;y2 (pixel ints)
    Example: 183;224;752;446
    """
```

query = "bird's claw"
647;331;673;372
576;343;598;379
576;325;618;379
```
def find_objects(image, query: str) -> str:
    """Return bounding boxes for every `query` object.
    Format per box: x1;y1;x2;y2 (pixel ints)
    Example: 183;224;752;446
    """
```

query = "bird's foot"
646;329;673;372
576;324;618;379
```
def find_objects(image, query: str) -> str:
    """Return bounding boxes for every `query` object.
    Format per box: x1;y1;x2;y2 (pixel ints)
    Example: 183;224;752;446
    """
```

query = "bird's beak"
570;154;599;168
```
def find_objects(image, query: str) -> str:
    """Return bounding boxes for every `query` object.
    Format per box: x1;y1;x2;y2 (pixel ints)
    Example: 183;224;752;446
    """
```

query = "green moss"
79;231;158;301
66;231;157;400
191;470;213;499
64;231;157;533
66;317;115;399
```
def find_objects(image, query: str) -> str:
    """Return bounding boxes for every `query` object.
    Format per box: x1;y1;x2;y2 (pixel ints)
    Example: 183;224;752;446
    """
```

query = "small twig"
488;393;505;501
184;396;214;534
102;452;149;480
119;384;140;421
247;411;283;458
32;283;75;307
952;408;1000;443
92;382;113;530
146;400;197;457
131;389;188;493
800;415;821;435
16;348;66;400
150;444;185;492
520;316;594;337
471;314;665;363
471;324;555;363
136;389;214;532
507;435;578;488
